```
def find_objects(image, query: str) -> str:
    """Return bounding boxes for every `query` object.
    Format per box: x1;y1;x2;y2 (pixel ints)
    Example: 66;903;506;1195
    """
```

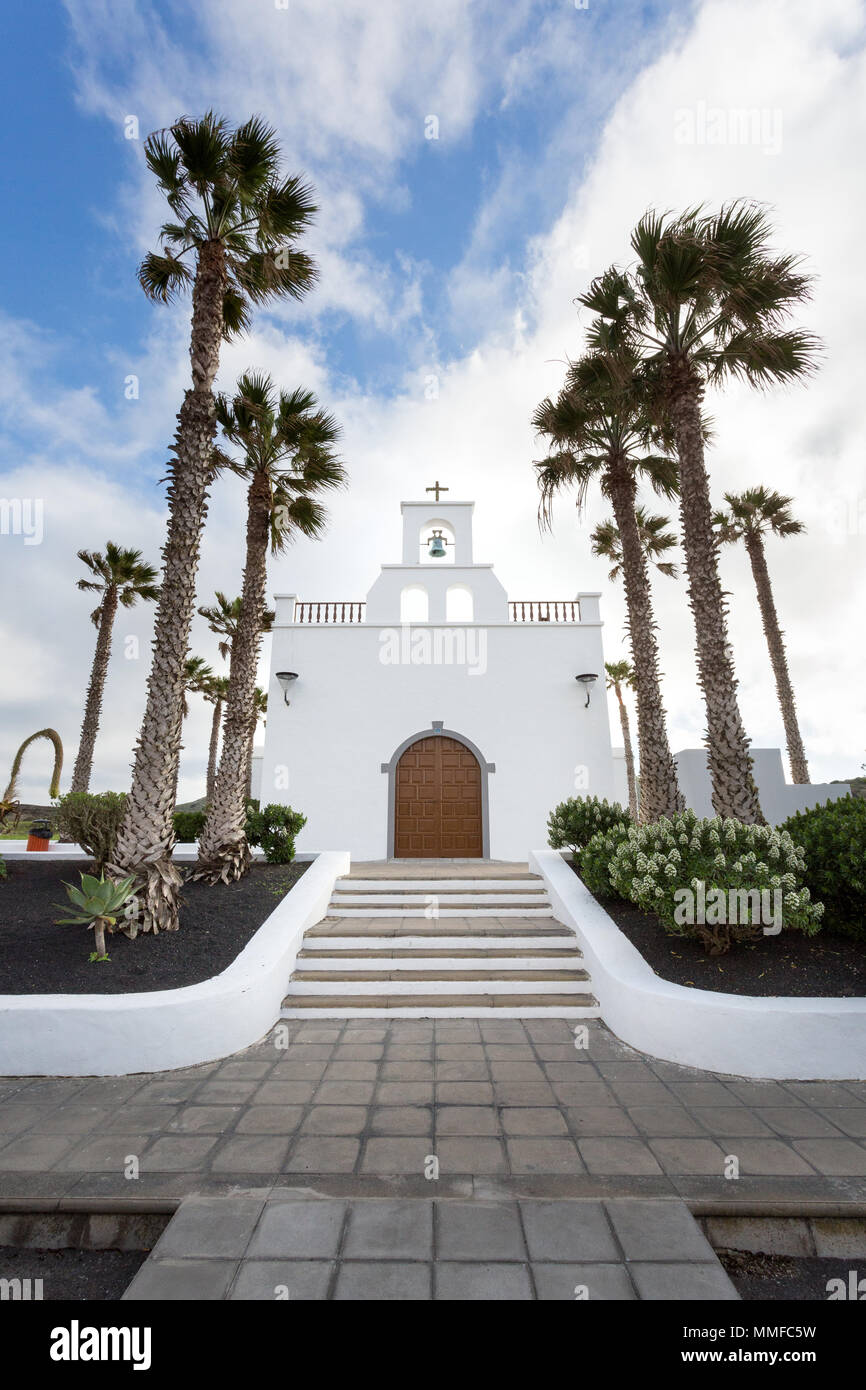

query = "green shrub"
605;809;823;954
243;798;261;845
245;804;307;863
781;796;866;940
172;809;207;843
0;855;6;880
547;796;631;864
580;824;631;898
55;791;128;872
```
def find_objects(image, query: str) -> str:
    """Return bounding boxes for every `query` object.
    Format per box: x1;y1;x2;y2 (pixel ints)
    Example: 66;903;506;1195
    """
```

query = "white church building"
259;490;619;860
256;488;847;860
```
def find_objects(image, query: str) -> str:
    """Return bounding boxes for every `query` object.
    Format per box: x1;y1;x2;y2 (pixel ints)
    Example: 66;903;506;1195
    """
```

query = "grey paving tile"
216;1060;274;1080
533;1263;635;1300
715;1139;816;1176
565;1107;638;1137
360;1138;431;1174
370;1106;432;1136
247;1198;346;1258
821;1109;866;1138
761;1105;848;1137
153;1196;265;1259
300;1106;369;1136
209;1136;290;1172
605;1199;717;1262
24;1105;111;1136
647;1138;729;1176
435;1262;533;1300
521;1200;618;1261
625;1106;707;1137
376;1082;434;1105
689;1107;774;1137
578;1139;664;1176
507;1139;582;1174
436;1105;499;1136
52;1134;150;1174
495;1083;558;1107
123;1257;238;1300
142;1136;219;1171
435;1083;495;1105
630;1262;739;1300
436;1201;525;1261
437;1137;507;1173
234;1106;304;1135
792;1139;866;1175
284;1138;360;1173
229;1260;333;1300
436;1062;489;1083
314;1081;376;1105
501;1108;568;1137
343;1200;433;1260
550;1083;616;1107
133;1080;205;1104
335;1261;432;1300
787;1083;859;1107
436;1045;486;1061
0;1104;47;1135
255;1081;317;1105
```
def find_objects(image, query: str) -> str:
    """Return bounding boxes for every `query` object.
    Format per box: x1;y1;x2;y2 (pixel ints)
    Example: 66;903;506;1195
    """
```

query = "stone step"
329;906;555;918
297;946;584;960
330;893;550;908
333;879;544;893
291;968;590;984
280;992;600;1017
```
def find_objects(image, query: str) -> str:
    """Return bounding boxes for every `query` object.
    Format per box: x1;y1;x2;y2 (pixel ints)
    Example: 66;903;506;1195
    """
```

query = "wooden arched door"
394;735;483;858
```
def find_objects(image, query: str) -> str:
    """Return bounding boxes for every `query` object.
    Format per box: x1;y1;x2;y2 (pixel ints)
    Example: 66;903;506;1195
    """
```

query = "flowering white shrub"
595;809;823;954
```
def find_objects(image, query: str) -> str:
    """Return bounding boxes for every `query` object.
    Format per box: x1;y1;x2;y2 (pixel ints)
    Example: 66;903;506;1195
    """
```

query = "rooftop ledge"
273;596;602;625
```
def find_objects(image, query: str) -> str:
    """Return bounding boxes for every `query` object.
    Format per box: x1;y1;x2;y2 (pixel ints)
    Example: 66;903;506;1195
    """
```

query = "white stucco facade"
260;496;616;859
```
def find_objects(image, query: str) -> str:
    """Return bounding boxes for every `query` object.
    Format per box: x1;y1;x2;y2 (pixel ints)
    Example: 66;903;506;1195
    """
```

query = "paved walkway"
2;1019;866;1205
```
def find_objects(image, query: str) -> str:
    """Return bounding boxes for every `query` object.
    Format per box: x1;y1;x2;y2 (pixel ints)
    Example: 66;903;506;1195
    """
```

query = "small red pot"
26;834;51;852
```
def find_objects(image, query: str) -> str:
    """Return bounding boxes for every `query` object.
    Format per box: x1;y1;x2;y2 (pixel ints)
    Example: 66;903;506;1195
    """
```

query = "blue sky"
1;0;864;799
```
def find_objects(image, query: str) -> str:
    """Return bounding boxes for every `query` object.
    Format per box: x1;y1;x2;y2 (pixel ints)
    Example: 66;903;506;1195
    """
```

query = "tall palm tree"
198;591;275;660
109;113;318;932
203;674;230;803
533;349;684;821
70;544;160;794
605;660;638;820
580;202;819;821
591;508;678;581
196;372;346;881
714;487;810;784
182;656;214;718
246;686;267;798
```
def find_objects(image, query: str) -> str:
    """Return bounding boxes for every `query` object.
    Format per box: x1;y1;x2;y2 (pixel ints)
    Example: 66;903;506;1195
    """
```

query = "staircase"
280;864;600;1018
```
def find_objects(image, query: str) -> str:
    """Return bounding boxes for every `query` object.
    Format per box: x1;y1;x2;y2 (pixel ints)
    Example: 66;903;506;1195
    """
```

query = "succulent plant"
55;872;137;961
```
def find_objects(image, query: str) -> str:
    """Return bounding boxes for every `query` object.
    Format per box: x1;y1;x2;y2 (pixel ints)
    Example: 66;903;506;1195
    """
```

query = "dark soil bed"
586;884;866;997
0;1246;147;1300
718;1248;862;1301
0;860;308;995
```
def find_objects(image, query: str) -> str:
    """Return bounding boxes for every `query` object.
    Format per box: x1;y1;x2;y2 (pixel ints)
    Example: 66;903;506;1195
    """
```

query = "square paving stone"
381;1062;434;1081
235;1106;305;1135
210;1136;290;1172
605;1199;716;1262
786;1083;859;1108
435;1083;494;1105
324;1062;379;1081
565;1107;638;1137
247;1199;346;1258
521;1201;618;1261
436;1138;507;1174
533;1263;635;1300
544;1063;605;1082
757;1109;843;1138
436;1201;525;1261
300;1106;369;1136
123;1258;238;1300
550;1083;616;1107
436;1106;499;1136
142;1136;220;1171
0;1104;47;1134
486;1046;537;1061
343;1200;433;1260
647;1138;729;1175
216;1060;274;1080
130;1080;202;1105
27;1105;110;1135
507;1139;582;1175
435;1262;533;1300
714;1139;816;1175
256;1081;317;1105
55;1134;152;1174
490;1062;547;1082
689;1107;774;1137
334;1261;432;1300
154;1196;265;1258
314;1081;376;1105
436;1062;489;1083
436;1045;486;1061
376;1083;434;1105
334;1045;385;1061
370;1106;432;1136
271;1061;328;1082
284;1138;360;1173
360;1138;432;1174
668;1082;738;1106
495;1083;558;1107
630;1262;739;1300
479;1021;528;1042
524;1021;575;1042
501;1108;569;1137
578;1139;664;1176
0;1133;78;1170
792;1139;866;1175
106;1105;181;1133
195;1081;263;1105
607;1083;676;1107
229;1260;333;1300
626;1106;707;1137
821;1109;866;1138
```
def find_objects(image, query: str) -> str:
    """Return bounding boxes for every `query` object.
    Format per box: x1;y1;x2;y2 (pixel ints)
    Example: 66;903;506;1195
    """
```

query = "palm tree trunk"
245;713;256;800
109;240;226;930
744;532;810;784
194;472;270;882
614;684;639;821
206;699;223;803
607;463;683;821
666;365;764;823
70;587;118;794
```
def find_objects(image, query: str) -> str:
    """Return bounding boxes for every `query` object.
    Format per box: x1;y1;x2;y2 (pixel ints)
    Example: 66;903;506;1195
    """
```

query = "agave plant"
55;872;137;961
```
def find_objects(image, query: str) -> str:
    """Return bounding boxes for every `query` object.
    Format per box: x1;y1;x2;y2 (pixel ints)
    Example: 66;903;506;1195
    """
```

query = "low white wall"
675;748;849;825
531;848;866;1081
0;851;350;1077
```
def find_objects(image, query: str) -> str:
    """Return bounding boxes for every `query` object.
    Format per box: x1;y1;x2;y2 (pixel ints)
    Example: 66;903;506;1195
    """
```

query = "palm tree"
580;202;819;821
181;656;214;718
591;508;678;581
195;372;346;881
605;660;638;820
246;686;267;798
533;349;683;821
714;487;810;784
203;674;230;803
198;591;275;660
70;544;159;795
109;113;318;932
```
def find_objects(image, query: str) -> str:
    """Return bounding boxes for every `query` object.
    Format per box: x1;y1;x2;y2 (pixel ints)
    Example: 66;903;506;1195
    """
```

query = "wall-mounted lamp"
575;672;598;708
276;671;298;706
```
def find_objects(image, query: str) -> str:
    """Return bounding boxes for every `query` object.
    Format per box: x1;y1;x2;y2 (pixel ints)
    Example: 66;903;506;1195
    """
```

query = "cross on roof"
426;480;449;502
